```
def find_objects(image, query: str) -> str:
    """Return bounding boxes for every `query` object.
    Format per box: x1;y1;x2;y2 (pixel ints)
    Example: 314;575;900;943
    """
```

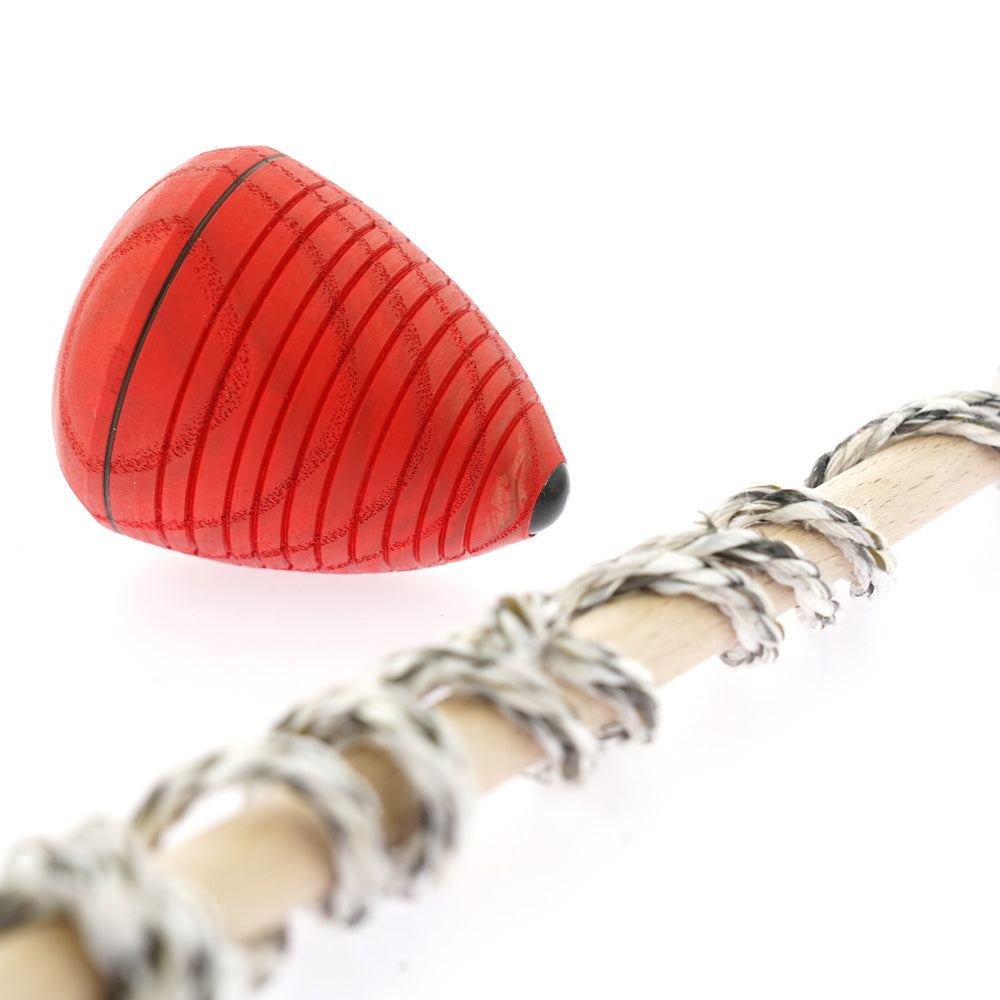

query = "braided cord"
711;486;894;598
808;390;1000;486
0;819;260;1000
2;389;996;998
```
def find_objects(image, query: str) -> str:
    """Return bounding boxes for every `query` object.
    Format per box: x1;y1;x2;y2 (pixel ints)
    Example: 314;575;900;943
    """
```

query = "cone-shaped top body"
54;146;566;572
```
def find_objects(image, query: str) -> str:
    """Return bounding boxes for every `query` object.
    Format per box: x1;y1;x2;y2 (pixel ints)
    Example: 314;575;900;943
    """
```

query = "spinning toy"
52;146;568;572
2;148;1000;999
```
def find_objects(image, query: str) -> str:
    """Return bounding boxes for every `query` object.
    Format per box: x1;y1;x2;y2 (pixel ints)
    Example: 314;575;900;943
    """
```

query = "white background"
3;2;1000;998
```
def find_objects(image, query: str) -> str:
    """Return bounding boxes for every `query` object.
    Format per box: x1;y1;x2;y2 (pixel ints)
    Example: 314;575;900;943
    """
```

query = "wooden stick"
2;425;999;1000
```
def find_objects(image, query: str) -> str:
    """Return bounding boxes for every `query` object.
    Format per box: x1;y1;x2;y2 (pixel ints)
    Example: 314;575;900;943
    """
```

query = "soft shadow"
120;550;488;689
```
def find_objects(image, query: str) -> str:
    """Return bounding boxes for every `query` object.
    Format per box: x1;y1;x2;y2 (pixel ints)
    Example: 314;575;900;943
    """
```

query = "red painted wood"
53;146;566;572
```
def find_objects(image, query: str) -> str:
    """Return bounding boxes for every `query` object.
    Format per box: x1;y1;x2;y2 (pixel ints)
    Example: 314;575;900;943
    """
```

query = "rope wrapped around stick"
1;390;999;1000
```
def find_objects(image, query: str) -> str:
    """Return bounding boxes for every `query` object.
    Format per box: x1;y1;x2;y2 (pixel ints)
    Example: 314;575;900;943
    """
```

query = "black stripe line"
103;152;287;530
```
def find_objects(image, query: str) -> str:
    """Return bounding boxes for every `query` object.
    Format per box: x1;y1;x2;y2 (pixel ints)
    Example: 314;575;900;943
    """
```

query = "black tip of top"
529;462;569;535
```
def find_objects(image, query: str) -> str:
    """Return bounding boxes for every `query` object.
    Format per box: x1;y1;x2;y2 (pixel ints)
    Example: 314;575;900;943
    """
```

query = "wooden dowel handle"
2;429;999;1000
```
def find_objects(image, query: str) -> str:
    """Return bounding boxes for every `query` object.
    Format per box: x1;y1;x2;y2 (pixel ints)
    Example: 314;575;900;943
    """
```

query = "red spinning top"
53;146;567;572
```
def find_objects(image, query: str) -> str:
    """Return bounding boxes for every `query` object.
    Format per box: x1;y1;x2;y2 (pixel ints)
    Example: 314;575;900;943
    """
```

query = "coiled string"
1;390;998;999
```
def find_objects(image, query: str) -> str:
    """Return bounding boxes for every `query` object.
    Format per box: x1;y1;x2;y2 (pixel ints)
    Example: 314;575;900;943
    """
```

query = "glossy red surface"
54;147;565;571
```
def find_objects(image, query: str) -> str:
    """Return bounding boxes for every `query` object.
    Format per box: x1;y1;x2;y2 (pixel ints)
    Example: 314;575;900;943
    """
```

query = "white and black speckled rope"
711;485;894;598
0;818;266;1000
131;731;391;927
556;524;839;666
274;683;470;893
1;389;997;1000
378;590;658;781
807;390;1000;486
